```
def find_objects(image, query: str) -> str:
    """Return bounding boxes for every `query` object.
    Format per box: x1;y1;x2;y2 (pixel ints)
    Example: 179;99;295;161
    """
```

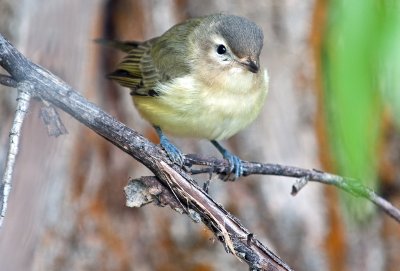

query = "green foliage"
379;3;400;128
323;1;400;220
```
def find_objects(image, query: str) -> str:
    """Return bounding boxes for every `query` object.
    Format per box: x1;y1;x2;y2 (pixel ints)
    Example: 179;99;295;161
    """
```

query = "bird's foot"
211;140;243;180
155;126;185;166
222;149;243;180
160;136;185;166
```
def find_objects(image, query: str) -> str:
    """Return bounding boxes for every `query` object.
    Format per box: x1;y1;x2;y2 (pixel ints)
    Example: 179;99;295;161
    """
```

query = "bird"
104;14;269;179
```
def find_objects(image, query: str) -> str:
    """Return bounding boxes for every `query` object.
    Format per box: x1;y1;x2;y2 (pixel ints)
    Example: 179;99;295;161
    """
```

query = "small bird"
105;14;269;178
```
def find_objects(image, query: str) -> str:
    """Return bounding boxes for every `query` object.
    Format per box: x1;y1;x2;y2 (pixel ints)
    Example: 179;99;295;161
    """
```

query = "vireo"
105;14;269;178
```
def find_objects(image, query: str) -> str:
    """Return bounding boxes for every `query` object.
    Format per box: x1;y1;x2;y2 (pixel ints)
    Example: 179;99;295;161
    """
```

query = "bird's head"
192;14;264;75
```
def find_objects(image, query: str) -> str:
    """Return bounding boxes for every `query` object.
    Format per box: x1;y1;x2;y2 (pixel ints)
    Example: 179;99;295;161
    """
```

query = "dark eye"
216;44;227;54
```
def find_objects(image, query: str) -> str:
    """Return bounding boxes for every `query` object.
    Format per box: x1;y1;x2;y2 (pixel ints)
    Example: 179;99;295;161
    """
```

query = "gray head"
194;14;264;73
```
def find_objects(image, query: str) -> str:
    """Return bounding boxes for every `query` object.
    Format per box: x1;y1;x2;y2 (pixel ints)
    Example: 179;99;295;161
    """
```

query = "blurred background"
0;0;399;270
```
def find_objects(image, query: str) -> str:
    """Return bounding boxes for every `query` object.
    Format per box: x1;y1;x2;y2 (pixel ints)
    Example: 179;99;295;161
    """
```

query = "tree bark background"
0;1;398;270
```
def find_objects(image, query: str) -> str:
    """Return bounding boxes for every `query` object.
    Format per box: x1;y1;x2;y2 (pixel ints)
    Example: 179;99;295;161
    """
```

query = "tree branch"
0;82;31;227
0;74;17;88
0;34;293;270
185;154;400;223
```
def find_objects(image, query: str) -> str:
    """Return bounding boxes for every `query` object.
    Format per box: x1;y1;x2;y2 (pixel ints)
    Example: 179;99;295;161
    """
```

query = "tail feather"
96;38;155;96
94;38;141;53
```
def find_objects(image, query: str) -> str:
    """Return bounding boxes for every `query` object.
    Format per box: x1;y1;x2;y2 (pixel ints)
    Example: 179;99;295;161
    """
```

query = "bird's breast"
133;69;269;140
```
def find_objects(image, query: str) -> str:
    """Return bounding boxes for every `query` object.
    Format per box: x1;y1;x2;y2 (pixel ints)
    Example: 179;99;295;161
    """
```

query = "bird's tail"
94;38;141;53
96;38;152;92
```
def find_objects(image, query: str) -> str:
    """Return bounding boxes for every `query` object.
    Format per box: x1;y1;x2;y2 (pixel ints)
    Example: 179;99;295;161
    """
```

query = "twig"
39;104;68;137
291;176;309;196
0;82;31;228
0;34;293;270
0;74;17;88
184;154;400;223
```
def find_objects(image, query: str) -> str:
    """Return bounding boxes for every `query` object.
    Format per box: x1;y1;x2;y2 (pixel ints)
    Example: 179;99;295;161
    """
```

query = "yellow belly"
133;70;269;140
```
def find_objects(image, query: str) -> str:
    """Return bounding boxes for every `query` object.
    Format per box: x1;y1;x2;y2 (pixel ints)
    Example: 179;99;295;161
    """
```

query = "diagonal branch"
0;34;292;270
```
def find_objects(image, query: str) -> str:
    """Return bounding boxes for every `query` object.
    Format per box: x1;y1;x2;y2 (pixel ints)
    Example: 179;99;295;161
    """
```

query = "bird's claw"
160;137;185;166
210;140;243;180
223;150;243;180
155;126;185;166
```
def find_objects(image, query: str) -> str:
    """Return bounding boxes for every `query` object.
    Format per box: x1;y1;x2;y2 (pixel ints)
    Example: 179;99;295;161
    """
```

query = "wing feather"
107;17;203;96
108;40;159;96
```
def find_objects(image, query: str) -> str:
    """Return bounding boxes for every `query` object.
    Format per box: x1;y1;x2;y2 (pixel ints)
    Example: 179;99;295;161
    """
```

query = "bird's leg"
154;126;184;166
210;140;243;179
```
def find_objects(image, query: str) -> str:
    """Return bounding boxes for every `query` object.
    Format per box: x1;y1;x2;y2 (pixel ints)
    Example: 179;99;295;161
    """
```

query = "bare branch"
124;176;193;217
0;74;17;88
0;82;31;228
184;154;400;223
291;177;309;196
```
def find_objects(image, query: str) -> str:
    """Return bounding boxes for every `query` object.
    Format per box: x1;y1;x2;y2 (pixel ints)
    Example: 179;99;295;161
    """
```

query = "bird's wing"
107;39;161;96
107;17;202;96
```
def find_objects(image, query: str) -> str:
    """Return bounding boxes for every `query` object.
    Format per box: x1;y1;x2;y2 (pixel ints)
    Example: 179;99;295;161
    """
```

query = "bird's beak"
239;57;260;73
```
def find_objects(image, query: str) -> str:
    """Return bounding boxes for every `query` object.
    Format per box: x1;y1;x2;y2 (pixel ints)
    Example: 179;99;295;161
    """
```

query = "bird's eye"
216;44;227;54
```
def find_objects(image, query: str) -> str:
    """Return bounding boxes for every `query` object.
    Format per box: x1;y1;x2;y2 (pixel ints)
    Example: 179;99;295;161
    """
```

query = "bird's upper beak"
239;57;260;73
